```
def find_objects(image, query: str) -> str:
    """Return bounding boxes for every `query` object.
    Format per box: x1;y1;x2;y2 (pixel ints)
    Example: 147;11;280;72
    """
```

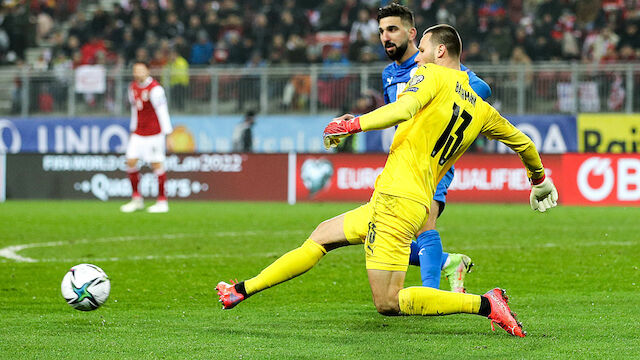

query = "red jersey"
129;78;164;136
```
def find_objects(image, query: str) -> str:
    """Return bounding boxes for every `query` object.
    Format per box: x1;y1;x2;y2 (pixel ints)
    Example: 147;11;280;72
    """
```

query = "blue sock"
441;252;449;269
411;243;449;269
416;230;443;288
409;241;420;266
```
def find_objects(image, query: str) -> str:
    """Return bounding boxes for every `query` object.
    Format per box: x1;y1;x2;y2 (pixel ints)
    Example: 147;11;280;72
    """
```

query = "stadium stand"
2;0;638;68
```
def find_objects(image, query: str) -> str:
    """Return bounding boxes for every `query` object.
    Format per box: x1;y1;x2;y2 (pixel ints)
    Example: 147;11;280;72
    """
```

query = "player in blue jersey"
377;3;491;292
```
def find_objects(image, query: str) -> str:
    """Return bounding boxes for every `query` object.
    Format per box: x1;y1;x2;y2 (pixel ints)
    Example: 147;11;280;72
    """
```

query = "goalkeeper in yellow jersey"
217;24;558;337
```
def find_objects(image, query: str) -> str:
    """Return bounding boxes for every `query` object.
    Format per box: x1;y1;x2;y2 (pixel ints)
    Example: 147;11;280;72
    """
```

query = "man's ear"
436;44;447;58
408;27;417;41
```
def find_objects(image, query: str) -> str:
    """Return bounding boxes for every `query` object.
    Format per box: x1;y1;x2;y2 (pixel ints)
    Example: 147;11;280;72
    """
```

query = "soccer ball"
61;263;111;311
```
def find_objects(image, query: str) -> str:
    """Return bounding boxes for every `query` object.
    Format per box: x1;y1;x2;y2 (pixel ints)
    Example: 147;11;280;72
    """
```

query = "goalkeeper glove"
529;175;558;213
323;115;362;149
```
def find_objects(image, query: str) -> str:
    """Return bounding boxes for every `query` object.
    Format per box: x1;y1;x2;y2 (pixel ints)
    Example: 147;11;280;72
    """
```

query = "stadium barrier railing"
1;62;639;117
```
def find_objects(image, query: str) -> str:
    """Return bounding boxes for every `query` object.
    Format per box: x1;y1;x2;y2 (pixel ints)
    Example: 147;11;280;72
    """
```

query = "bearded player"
120;62;173;213
377;3;492;292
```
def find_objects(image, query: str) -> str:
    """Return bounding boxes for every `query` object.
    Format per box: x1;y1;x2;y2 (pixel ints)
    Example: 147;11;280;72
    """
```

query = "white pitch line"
0;232;637;264
0;230;307;263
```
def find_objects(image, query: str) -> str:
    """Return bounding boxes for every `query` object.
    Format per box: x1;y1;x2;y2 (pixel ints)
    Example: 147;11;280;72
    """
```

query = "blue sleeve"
461;63;492;101
382;69;390;104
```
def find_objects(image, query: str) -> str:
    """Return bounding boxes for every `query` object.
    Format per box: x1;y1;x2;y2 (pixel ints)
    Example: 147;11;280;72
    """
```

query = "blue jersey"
382;52;420;105
369;52;492;153
382;53;492;104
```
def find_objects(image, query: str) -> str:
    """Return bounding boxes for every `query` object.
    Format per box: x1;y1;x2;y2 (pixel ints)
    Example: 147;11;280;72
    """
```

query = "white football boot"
146;200;169;213
120;197;144;213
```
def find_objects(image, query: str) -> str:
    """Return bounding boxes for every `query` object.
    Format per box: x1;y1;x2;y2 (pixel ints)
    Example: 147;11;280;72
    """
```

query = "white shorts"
125;133;166;163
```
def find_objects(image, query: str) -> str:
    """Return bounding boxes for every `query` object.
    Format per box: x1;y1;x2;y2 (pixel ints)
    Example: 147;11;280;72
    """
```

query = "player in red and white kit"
120;62;173;213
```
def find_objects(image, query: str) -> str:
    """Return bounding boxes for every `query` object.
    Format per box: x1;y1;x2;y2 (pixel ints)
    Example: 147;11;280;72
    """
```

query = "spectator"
464;41;485;63
111;3;129;27
90;6;110;37
349;8;377;43
135;47;149;64
164;48;189;111
185;14;205;45
247;13;270;58
618;22;640;51
147;14;164;39
278;11;298;41
232;110;256;152
485;25;513;61
583;26;620;63
68;12;88;44
122;29;138;64
358;45;377;63
218;0;242;19
190;31;213;65
513;27;537;59
318;0;344;31
532;35;561;61
226;32;247;64
347;31;367;62
165;12;185;39
510;46;534;87
173;36;191;61
204;11;221;43
149;48;168;69
6;0;640;70
618;44;637;61
130;15;146;43
286;34;308;64
80;35;106;65
179;0;199;26
268;34;287;64
36;7;54;43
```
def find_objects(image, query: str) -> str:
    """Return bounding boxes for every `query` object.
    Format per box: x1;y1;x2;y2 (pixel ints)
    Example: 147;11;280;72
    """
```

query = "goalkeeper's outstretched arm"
480;110;558;212
322;95;422;148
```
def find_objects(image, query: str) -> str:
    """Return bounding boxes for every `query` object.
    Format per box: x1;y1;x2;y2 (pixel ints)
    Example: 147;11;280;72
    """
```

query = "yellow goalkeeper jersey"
369;63;543;209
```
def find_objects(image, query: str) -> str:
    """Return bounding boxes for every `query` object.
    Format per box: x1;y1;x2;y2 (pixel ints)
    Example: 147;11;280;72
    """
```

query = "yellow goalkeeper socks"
244;239;327;296
398;287;481;315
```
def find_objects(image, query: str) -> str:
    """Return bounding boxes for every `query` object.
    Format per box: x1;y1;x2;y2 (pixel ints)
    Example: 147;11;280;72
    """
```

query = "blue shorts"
433;166;455;216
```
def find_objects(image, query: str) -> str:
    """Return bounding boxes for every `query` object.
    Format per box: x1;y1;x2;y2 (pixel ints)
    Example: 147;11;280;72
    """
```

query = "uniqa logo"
576;157;615;201
0;120;21;153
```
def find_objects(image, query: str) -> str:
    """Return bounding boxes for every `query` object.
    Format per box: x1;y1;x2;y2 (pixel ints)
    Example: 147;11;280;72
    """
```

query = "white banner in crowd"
75;65;106;94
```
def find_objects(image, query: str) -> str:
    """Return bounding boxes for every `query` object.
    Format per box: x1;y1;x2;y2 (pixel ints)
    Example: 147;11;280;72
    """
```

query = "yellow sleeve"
358;65;437;131
358;94;422;131
480;106;545;180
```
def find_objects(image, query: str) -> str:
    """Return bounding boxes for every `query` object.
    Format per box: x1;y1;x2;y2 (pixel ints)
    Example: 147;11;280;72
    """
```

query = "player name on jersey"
455;82;477;106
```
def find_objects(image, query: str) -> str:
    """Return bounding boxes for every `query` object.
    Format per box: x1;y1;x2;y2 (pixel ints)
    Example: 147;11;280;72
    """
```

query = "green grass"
0;201;638;359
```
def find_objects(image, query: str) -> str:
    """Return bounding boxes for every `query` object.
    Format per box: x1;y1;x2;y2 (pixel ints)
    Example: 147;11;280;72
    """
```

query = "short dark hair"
377;2;414;28
133;61;150;68
423;24;462;58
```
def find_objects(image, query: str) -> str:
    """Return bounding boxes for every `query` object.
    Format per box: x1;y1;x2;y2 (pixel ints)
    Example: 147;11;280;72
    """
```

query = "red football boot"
216;281;245;309
483;288;526;337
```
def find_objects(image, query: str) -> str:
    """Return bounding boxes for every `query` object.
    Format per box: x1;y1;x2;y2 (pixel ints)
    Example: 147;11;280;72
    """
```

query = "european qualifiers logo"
300;158;333;197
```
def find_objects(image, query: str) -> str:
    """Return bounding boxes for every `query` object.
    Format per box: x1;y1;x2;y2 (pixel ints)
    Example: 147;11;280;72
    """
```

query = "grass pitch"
0;201;638;359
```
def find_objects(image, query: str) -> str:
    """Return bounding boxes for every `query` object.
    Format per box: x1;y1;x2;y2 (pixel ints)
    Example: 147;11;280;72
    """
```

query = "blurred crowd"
1;0;639;70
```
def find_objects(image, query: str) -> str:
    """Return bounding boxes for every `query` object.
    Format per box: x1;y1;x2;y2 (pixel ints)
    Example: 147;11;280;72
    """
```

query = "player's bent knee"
374;299;400;316
309;217;349;252
371;292;401;315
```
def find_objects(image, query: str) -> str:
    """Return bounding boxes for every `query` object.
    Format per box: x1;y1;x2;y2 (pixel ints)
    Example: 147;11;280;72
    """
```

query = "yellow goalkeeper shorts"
343;192;428;272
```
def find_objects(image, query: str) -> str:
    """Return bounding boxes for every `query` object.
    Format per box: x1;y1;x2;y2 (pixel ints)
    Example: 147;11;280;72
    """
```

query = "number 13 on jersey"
431;102;472;165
